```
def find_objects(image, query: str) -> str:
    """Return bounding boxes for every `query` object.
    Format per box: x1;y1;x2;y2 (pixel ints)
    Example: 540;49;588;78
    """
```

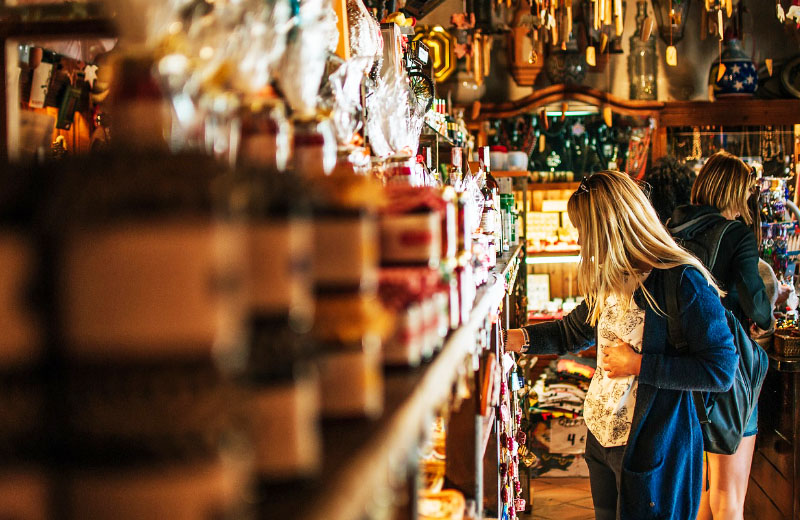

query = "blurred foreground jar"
310;163;388;418
237;100;290;172
0;166;48;520
37;54;252;520
234;168;321;493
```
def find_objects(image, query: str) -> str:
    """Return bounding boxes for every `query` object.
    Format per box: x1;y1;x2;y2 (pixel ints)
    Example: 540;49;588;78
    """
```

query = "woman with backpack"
668;150;772;520
505;170;737;520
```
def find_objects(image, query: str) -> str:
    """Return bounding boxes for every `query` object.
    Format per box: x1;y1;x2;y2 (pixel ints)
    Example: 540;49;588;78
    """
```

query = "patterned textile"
583;277;646;447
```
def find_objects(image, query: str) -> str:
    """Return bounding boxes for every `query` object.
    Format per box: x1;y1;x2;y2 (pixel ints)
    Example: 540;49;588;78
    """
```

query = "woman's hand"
776;283;793;307
505;329;526;353
603;341;642;378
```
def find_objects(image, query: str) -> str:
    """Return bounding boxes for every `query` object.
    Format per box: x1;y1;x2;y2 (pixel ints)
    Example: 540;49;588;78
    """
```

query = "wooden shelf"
528;181;581;191
493;170;529;178
527;248;580;257
465;84;663;122
264;249;521;520
423;122;455;146
658;99;800;128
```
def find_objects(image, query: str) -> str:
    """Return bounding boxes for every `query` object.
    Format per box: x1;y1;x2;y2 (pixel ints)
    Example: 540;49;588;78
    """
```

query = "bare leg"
702;436;757;520
696;453;713;520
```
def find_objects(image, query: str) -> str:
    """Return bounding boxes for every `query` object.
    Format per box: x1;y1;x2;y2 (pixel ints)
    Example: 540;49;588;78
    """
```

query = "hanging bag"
664;267;768;455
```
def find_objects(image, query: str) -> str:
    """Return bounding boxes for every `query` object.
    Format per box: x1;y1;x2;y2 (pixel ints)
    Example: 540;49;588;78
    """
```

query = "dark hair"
643;156;696;224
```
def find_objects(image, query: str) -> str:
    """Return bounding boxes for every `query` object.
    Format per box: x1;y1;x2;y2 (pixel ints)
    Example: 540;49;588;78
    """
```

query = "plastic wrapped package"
277;0;339;118
229;0;294;95
318;55;372;146
150;0;294;147
366;73;425;158
347;0;383;59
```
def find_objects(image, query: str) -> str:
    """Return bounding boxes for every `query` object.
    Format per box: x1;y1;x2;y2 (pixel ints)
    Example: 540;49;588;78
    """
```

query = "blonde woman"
505;170;737;520
668;151;772;520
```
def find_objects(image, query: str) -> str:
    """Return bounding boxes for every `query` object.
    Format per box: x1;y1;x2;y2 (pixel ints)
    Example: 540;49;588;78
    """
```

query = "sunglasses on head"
576;173;652;199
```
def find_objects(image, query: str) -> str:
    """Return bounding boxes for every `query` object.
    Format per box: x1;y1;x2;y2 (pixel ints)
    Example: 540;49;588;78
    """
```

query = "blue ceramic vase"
709;39;758;98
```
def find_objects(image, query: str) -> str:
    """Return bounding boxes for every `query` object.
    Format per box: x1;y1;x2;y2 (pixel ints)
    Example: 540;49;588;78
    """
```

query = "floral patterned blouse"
583;279;646;448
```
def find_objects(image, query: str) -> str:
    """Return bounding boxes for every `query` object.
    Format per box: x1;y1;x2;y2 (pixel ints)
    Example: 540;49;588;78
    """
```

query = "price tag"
549;417;588;454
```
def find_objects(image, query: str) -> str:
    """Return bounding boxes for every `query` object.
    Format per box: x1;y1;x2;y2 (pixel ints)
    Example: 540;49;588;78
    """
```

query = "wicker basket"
774;331;800;357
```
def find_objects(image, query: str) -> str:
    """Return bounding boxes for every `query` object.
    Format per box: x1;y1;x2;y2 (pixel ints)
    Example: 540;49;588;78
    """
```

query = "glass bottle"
38;55;251;519
628;0;658;101
485;170;503;253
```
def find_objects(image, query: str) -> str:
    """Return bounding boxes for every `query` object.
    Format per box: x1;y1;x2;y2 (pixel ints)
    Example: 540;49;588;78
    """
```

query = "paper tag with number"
549;417;588;454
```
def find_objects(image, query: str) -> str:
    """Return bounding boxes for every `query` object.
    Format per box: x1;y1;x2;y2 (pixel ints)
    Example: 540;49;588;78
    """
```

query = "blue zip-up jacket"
523;265;737;520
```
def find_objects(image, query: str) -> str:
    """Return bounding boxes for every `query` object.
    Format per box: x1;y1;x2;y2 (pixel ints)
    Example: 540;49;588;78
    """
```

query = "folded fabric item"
533;403;583;414
557;358;595;380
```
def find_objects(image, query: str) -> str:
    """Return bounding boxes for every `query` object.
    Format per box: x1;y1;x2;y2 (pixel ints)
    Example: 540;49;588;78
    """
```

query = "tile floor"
523;477;594;520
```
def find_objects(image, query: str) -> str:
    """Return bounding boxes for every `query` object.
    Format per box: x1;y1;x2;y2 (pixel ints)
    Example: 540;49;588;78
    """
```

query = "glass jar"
628;0;658;100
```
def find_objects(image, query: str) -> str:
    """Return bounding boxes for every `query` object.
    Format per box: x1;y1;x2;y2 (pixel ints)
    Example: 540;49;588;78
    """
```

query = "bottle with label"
486;170;503;253
236;167;321;493
310;163;385;418
36;54;252;519
0;165;48;520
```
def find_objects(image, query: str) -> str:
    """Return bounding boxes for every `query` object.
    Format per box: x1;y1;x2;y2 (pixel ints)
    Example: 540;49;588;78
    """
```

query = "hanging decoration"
581;0;626;58
505;0;632;78
650;0;691;44
708;0;758;98
508;0;545;86
413;26;457;82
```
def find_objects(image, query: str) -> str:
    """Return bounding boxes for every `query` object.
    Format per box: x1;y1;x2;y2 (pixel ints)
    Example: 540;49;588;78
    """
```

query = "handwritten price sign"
549;417;587;454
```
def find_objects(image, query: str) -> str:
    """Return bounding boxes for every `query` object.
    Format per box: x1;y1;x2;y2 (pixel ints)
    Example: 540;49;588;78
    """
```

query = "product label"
249;375;320;477
28;60;53;109
61;221;246;359
0;468;49;520
240;134;280;170
442;201;457;259
248;220;313;318
313;216;377;290
0;232;42;367
380;213;441;266
68;458;249;520
319;341;383;418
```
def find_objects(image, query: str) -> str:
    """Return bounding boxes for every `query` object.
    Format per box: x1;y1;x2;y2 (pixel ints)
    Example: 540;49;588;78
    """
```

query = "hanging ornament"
716;63;726;82
586;45;597;66
666;45;677;66
614;0;624;36
83;64;99;88
603;106;613;127
766;58;774;76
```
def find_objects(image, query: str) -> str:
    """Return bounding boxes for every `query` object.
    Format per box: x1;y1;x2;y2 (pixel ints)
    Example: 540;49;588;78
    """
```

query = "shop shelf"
423;121;456;146
265;244;524;520
493;170;529;178
480;406;496;460
528;181;581;191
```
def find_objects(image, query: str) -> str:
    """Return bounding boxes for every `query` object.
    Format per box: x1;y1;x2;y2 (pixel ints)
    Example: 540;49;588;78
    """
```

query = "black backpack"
669;213;736;271
664;263;769;455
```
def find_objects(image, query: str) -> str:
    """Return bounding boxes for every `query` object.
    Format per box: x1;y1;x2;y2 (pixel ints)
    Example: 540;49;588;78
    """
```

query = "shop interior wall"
422;0;800;102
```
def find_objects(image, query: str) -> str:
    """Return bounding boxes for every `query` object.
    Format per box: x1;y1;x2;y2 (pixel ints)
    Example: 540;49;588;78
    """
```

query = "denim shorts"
743;403;758;437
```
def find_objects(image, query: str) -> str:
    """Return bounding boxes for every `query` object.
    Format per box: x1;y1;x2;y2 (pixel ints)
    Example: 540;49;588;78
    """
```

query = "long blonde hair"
691;150;754;225
567;170;722;325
